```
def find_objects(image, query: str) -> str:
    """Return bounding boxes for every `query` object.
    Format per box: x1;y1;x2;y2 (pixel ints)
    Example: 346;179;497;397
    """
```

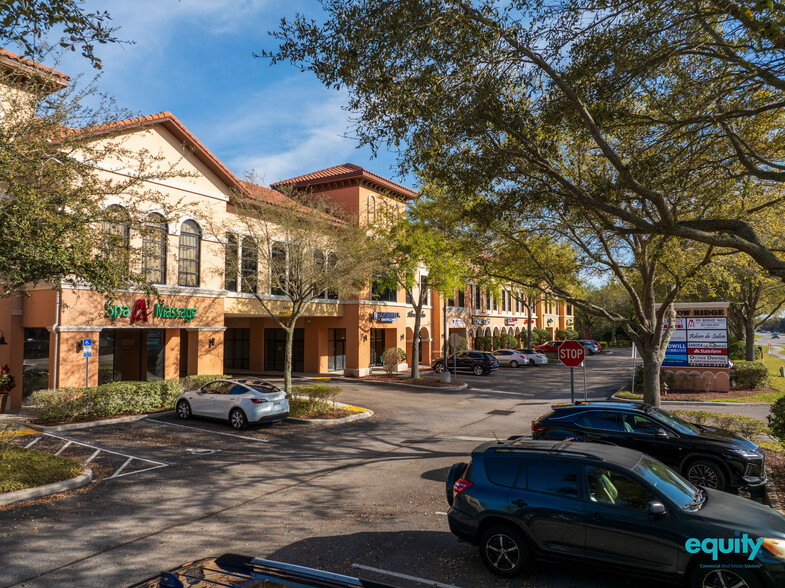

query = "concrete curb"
21;411;176;433
610;396;771;407
0;466;93;506
285;400;374;426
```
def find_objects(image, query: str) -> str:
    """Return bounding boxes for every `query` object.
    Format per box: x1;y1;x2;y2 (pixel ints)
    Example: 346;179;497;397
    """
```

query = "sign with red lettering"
558;340;585;367
130;299;150;325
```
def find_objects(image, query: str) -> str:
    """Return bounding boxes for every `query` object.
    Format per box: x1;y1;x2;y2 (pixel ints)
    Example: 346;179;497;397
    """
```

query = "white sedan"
517;349;549;365
492;349;530;367
175;378;289;430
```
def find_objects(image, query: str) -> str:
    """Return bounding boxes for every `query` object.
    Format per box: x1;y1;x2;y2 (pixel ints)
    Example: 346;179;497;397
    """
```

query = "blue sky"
27;0;410;189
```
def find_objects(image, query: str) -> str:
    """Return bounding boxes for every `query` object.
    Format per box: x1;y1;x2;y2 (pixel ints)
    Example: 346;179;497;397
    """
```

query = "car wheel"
229;408;247;430
685;459;727;491
445;462;468;506
176;400;191;420
434;362;445;373
472;365;484;376
690;564;761;588
479;524;531;577
510;360;519;368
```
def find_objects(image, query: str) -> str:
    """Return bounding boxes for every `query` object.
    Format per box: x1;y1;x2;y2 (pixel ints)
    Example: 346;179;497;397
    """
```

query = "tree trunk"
526;300;534;348
283;323;293;394
639;345;662;407
745;317;756;361
411;297;422;379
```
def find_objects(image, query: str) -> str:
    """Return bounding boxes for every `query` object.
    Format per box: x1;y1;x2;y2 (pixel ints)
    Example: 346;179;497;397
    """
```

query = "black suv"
531;402;765;492
433;350;499;376
446;439;785;585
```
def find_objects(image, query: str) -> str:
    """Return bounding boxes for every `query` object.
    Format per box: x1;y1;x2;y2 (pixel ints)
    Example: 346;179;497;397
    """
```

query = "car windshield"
646;407;701;435
632;456;701;510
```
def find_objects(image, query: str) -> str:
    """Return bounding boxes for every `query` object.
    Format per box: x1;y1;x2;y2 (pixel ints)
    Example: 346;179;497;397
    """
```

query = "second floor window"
142;213;167;284
270;242;286;295
225;233;238;292
474;285;481;309
485;291;491;312
502;290;507;312
420;275;429;306
241;237;258;293
371;279;397;302
178;220;201;287
102;205;130;268
567;304;573;315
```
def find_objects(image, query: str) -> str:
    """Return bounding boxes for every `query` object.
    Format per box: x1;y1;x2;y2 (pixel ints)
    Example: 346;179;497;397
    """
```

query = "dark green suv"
446;438;785;587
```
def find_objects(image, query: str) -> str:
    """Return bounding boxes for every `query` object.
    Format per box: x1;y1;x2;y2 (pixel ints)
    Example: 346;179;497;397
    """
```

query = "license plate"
273;400;281;407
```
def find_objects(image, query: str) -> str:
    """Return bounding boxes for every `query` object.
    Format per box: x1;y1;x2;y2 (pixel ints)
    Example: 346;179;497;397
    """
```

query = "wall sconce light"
400;333;404;341
208;338;215;348
0;330;8;345
362;334;368;342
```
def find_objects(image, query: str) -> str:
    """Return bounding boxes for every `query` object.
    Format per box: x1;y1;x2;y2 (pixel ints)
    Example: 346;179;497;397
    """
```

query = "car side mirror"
656;428;669;439
646;501;667;517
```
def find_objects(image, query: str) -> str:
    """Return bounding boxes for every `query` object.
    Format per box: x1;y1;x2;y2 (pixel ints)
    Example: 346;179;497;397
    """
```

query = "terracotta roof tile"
273;163;418;201
0;49;70;93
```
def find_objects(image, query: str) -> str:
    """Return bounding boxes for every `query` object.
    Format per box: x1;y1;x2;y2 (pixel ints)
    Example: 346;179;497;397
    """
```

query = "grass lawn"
288;397;353;419
0;446;84;494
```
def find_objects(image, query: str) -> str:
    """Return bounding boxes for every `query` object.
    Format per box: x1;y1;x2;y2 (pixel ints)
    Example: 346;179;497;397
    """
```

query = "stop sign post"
558;341;586;403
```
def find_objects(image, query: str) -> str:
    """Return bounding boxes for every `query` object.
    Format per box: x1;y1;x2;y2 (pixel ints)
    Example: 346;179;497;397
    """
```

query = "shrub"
599;341;608;350
448;336;468;354
565;329;579;340
531;328;550;346
769;397;785;441
0;364;16;393
728;339;746;361
491;336;501;350
28;376;232;425
498;333;517;349
476;336;493;351
732;361;768;390
675;410;770;440
381;347;406;376
291;384;341;415
555;329;570;341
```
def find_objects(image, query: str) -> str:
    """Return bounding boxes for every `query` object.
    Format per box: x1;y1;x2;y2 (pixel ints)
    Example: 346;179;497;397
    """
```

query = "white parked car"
492;349;530;367
517;349;549;365
175;378;289;430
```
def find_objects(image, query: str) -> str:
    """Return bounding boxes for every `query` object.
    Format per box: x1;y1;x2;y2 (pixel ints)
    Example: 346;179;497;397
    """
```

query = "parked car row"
534;339;601;354
433;349;549;375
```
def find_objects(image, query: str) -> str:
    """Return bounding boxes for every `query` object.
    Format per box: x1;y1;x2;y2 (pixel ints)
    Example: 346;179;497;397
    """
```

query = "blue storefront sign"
373;312;400;322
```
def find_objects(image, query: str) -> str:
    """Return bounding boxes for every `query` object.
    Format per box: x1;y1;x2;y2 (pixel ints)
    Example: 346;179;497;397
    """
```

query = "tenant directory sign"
662;310;729;368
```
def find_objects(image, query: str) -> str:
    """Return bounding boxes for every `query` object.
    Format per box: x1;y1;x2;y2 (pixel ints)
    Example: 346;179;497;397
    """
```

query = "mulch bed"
763;449;785;508
356;375;466;388
659;386;779;401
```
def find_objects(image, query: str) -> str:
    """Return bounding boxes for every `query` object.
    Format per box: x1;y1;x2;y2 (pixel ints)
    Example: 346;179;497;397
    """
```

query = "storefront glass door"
370;328;385;367
328;328;346;371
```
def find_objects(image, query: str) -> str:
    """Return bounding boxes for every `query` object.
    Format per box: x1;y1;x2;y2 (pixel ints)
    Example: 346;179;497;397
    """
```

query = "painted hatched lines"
17;432;171;480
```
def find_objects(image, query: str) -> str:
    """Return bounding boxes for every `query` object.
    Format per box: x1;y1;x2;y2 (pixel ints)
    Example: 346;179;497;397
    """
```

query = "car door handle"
512;499;527;507
591;512;603;521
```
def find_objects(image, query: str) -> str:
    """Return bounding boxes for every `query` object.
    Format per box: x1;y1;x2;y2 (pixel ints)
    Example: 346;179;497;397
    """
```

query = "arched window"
142;213;167;284
178;220;201;287
102;205;130;267
367;194;376;224
241;236;258;293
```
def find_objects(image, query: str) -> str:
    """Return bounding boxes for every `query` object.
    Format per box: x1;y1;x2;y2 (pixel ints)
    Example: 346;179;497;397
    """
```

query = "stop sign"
558;340;585;367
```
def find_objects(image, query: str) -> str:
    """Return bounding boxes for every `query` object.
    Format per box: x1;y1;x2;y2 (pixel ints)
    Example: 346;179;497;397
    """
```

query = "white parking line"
351;564;463;588
436;435;496;442
143;418;269;443
470;388;534;396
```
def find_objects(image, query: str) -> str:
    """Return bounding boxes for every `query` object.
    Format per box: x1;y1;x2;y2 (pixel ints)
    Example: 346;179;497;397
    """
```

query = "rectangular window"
485;291;491;312
474;285;481;309
224;234;238;291
241;238;258;294
371;280;397;302
567;304;573;315
420;275;429;306
447;294;454;307
502;290;506;312
458;288;465;308
224;328;250;370
270;242;286;296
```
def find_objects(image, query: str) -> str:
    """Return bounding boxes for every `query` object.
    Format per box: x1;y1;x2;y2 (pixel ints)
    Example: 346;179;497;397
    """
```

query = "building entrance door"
264;328;304;372
328;328;346;371
370;328;385;367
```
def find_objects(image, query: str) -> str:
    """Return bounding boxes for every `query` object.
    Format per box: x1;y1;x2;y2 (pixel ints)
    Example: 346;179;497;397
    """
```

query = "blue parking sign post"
82;338;92;387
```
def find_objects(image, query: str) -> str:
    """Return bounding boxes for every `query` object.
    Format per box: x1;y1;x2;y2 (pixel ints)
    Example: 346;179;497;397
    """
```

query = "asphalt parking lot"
0;351;676;588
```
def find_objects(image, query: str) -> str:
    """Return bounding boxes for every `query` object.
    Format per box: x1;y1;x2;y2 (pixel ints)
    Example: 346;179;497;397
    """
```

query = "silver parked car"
492;349;530;367
517;348;549;365
175;378;289;430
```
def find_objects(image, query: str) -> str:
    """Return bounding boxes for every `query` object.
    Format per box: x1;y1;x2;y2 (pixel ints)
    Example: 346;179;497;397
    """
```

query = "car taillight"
532;422;546;434
250;398;268;404
453;479;472;497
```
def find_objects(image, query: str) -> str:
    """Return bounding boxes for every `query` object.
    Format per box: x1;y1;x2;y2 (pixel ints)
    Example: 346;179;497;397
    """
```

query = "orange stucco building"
0;51;573;412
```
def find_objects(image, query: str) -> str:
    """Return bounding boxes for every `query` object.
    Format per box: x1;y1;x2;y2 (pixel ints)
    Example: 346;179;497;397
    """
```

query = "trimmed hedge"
732;361;768;390
30;375;227;424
